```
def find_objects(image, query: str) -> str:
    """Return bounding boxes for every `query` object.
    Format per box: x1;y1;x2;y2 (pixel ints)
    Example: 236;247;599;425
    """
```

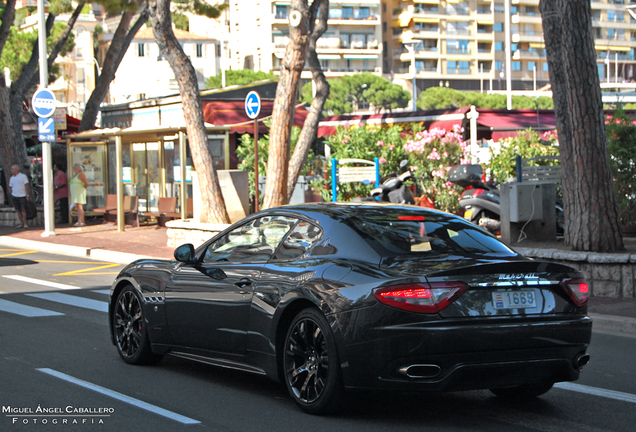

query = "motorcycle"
368;160;415;204
448;164;502;233
448;164;565;235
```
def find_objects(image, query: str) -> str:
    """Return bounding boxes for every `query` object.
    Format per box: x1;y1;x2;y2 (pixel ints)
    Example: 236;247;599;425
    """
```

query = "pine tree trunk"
262;0;310;209
540;0;623;252
286;0;330;202
79;7;149;132
149;0;230;224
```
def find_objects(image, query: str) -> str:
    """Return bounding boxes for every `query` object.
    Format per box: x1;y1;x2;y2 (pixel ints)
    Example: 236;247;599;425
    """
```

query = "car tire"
490;382;554;399
283;308;343;414
113;285;162;365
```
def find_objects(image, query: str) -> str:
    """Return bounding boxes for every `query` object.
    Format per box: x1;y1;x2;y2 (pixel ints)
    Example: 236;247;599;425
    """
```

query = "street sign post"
245;91;261;119
38;117;56;142
32;88;56;118
245;91;261;211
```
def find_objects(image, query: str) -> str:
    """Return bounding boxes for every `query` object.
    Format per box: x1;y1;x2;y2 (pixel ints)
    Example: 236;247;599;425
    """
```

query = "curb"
0;236;90;258
0;236;161;265
590;313;636;337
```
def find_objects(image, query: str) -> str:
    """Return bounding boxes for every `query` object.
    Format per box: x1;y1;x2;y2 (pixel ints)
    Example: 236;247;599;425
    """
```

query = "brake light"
374;282;468;314
560;278;589;307
472;188;485;196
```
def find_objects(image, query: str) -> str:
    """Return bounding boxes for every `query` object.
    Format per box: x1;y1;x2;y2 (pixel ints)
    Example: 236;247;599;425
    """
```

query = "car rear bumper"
335;307;592;391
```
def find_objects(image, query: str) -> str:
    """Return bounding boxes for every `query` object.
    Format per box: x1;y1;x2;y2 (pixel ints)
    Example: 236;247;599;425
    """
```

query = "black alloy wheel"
113;285;161;365
283;309;343;414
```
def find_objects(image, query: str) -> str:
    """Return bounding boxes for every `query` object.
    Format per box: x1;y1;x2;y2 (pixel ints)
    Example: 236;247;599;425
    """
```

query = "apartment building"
108;26;219;104
228;0;383;78
383;0;636;92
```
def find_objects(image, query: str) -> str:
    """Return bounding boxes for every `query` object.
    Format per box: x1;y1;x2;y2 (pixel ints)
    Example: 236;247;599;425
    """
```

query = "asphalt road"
0;250;635;431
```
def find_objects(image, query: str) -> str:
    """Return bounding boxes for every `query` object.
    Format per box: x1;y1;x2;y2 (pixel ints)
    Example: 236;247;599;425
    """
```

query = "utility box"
501;182;557;245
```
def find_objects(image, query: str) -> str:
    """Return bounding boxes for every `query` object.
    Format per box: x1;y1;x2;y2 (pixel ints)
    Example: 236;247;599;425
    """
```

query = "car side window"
272;221;323;261
203;215;298;264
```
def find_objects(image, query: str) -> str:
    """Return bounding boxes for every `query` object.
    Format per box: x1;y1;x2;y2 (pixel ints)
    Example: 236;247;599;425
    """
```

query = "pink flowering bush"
316;122;469;211
403;125;470;213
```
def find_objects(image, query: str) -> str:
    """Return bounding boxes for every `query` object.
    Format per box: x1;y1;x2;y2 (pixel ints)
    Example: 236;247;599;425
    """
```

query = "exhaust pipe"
399;364;441;379
574;353;590;369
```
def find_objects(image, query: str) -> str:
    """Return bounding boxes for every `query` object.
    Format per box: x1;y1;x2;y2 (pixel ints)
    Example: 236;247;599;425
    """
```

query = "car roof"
268;202;455;220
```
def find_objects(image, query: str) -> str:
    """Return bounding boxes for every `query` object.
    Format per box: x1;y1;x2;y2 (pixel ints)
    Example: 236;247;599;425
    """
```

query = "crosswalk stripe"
0;299;64;317
3;275;80;290
92;289;111;295
26;292;108;313
37;368;200;424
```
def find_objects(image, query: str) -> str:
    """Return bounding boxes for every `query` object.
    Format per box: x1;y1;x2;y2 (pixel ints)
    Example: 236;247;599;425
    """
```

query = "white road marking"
555;382;636;404
37;368;200;425
92;289;111;295
0;299;64;317
3;275;80;290
26;292;108;313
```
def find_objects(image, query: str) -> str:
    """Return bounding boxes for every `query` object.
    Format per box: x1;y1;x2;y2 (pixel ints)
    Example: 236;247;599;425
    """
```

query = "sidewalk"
0;221;635;336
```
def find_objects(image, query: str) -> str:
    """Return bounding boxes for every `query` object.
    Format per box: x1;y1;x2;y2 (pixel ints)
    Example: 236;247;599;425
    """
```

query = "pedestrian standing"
8;164;31;229
53;163;69;224
70;163;88;227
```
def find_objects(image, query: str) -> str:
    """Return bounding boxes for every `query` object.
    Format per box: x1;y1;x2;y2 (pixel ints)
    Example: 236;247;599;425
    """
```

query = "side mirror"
174;243;195;263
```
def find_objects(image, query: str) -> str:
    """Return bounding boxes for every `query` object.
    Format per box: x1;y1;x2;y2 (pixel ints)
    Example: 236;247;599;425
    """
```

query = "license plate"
464;210;473;220
492;290;537;309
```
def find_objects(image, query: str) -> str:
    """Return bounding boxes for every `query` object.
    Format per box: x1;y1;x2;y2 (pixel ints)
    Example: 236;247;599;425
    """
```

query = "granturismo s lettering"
498;273;538;280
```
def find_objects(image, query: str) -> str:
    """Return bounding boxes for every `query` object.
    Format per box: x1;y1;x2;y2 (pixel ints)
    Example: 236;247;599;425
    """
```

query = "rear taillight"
560;278;589;307
472;188;485;196
374;282;468;314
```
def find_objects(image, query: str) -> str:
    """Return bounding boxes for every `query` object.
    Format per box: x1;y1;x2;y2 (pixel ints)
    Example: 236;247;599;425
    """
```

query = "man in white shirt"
9;164;31;229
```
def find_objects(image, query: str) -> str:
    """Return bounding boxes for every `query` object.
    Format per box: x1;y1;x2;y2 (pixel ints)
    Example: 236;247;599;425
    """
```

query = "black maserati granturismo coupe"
109;202;592;414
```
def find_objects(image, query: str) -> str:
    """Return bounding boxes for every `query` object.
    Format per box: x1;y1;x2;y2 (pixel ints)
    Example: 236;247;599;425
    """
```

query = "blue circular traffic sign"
32;88;56;118
245;91;261;119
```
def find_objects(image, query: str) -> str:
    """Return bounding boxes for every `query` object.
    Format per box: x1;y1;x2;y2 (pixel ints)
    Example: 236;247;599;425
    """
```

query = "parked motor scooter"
368;160;416;204
448;164;501;233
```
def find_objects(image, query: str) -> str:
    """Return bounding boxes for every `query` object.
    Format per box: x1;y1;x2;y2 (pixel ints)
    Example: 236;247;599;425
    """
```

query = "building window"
494;23;503;32
494;3;504;13
196;44;203;58
447;60;470;74
512;61;521;71
137;43;145;57
528;61;536;71
495;42;504;51
275;5;288;19
544;62;549;72
495;61;503;71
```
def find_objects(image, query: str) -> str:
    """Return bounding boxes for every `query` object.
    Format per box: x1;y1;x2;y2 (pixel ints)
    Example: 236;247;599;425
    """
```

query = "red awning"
475;109;556;141
317;107;470;137
202;100;309;134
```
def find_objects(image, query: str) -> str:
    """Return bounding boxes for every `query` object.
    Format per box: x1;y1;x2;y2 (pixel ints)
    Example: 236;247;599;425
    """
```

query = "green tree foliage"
487;129;559;185
236;121;316;206
606;106;636;225
417;86;554;110
172;12;188;31
205;69;276;89
173;0;225;18
301;72;410;115
0;23;74;85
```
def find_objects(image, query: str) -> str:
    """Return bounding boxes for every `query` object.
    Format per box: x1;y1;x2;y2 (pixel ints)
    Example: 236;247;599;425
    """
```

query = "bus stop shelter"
66;124;230;231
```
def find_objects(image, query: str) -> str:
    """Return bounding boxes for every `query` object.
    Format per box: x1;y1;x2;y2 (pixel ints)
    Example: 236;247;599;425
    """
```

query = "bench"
104;195;139;227
516;155;561;183
145;197;178;227
93;194;117;215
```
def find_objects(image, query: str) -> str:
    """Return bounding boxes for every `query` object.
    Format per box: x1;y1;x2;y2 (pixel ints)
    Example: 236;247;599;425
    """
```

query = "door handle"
235;278;252;289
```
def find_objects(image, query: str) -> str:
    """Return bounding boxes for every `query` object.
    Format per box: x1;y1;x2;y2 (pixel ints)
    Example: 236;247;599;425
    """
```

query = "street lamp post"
403;40;418;112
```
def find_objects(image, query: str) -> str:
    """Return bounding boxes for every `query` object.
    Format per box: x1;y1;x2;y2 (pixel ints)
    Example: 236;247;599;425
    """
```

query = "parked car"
109;202;592;414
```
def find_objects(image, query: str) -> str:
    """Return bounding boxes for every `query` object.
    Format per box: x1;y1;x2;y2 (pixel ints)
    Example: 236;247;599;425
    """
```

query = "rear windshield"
347;212;516;258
